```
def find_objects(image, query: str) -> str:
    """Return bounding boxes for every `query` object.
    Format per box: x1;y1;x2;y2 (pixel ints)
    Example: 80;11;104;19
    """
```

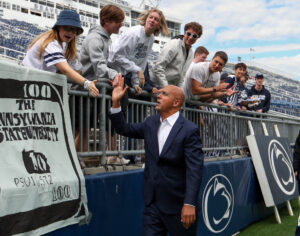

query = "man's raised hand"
112;75;128;108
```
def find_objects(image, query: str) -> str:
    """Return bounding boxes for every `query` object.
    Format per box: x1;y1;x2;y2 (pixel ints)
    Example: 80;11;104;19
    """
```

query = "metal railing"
68;81;300;166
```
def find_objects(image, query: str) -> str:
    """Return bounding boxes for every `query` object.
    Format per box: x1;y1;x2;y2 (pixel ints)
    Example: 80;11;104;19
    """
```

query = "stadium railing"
68;80;300;167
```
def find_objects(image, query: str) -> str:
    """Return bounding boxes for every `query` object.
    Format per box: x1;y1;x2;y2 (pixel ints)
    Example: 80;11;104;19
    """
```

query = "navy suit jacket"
109;111;204;214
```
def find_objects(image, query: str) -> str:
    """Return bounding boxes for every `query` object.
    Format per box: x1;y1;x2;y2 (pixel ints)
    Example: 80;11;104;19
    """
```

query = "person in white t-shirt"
183;51;236;102
183;47;209;101
108;9;169;95
23;10;98;97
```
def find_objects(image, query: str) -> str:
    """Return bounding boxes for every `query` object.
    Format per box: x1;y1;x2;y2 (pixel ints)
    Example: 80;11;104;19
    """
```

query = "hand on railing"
84;79;99;97
134;85;142;95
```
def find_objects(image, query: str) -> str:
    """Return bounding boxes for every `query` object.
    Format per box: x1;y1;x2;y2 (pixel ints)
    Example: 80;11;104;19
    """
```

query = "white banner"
0;60;89;235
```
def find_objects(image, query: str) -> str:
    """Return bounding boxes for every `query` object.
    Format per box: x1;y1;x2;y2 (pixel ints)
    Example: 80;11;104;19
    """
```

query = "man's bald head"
155;85;185;118
166;85;185;108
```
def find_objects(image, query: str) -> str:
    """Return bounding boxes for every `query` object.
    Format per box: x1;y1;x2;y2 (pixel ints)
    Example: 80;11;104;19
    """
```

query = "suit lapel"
149;115;160;159
159;115;184;157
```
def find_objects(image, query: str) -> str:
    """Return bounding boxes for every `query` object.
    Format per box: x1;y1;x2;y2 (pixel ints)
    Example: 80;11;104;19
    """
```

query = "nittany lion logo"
202;174;234;233
268;139;295;195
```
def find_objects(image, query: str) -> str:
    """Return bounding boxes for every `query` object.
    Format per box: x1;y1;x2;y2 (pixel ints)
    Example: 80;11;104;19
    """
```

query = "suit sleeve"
293;131;300;172
108;111;145;139
183;127;204;206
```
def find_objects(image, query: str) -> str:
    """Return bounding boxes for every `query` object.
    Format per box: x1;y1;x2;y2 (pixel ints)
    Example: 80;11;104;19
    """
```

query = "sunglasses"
186;31;199;39
62;26;81;35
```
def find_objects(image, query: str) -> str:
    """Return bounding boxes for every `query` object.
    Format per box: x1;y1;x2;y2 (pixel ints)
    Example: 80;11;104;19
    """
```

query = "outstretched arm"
56;61;99;97
109;75;145;139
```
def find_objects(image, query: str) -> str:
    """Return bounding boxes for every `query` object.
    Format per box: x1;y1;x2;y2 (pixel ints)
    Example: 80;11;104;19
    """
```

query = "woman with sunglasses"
150;22;202;89
23;10;99;97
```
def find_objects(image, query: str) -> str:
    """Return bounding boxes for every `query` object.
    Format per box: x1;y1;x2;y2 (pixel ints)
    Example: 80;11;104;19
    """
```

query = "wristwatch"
213;86;217;92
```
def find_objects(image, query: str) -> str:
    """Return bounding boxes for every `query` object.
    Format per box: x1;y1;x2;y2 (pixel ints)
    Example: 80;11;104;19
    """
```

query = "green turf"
239;199;299;236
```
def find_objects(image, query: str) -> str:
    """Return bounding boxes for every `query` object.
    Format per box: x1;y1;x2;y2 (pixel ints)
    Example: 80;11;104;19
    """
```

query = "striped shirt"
23;39;67;73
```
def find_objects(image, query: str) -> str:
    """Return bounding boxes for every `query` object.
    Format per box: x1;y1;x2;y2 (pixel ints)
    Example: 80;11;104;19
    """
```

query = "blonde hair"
138;9;169;36
27;28;77;61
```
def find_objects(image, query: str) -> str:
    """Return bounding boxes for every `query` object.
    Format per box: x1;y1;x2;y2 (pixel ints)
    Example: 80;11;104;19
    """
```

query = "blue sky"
129;0;300;80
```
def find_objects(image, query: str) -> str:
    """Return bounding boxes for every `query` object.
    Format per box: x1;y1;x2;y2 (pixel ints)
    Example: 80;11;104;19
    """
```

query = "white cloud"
132;0;300;43
222;44;300;55
254;55;300;79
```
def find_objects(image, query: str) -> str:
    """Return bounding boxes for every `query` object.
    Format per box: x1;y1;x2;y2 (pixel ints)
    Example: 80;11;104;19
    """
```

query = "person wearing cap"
247;74;271;113
22;9;98;98
150;22;203;89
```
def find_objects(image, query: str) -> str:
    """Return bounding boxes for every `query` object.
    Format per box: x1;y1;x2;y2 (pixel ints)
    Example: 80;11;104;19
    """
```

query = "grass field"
239;199;299;236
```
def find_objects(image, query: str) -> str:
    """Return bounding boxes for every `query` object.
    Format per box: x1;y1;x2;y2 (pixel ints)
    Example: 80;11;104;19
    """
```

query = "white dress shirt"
157;111;179;154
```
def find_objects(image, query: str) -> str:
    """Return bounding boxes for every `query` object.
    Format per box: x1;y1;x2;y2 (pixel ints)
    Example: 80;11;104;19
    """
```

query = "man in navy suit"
109;76;204;236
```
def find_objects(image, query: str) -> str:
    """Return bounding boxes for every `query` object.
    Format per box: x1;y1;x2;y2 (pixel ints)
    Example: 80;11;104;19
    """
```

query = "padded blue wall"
46;158;279;236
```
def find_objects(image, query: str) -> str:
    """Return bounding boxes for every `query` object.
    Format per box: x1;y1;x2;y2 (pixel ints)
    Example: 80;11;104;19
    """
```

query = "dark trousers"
143;203;197;236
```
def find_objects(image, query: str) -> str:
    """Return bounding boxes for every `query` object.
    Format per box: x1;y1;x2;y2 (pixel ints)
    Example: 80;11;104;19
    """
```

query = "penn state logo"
268;139;295;195
202;174;234;233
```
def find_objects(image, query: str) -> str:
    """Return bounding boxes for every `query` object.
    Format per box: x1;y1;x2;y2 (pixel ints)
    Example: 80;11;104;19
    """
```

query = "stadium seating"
0;18;85;59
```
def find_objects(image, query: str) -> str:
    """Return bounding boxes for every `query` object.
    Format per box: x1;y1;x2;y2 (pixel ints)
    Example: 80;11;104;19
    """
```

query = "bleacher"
224;63;300;116
0;18;45;59
0;18;85;61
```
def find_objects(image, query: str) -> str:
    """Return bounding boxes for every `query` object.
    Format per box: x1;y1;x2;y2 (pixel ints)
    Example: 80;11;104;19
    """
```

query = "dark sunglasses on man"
185;31;199;39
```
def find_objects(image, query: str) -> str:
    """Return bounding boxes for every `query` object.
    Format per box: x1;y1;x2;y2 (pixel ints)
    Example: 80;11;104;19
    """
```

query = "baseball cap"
255;74;264;79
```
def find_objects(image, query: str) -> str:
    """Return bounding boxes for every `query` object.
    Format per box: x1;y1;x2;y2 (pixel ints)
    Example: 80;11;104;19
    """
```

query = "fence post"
99;86;106;165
